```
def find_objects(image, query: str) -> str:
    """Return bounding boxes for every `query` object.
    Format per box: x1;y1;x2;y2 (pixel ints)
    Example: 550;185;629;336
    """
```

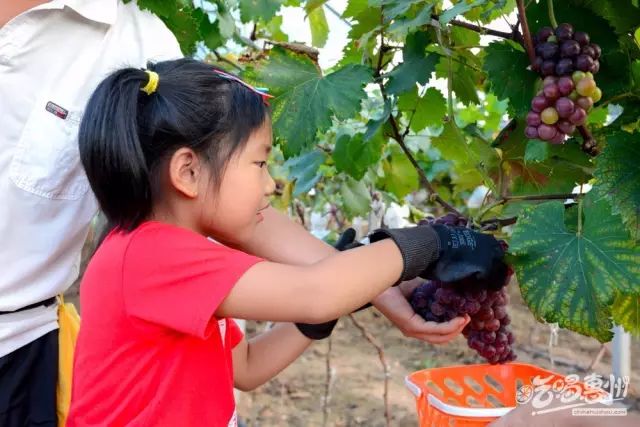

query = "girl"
68;58;507;426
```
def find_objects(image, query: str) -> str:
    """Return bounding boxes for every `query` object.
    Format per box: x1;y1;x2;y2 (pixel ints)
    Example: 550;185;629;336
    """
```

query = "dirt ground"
232;283;640;427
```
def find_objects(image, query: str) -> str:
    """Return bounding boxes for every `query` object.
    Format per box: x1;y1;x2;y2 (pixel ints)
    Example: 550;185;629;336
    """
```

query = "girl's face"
201;120;276;245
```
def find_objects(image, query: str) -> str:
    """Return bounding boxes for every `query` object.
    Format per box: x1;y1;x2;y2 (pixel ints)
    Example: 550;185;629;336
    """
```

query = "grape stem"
444;19;522;43
547;0;558;29
516;0;536;66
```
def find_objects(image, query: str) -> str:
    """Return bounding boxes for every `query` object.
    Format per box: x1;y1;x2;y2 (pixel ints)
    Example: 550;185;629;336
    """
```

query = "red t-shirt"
68;221;263;427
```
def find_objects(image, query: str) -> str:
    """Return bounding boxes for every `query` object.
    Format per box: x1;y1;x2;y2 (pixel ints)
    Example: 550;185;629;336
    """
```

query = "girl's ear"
168;148;201;198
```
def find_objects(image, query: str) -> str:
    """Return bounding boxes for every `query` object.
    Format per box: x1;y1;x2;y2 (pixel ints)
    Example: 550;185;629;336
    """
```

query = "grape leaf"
308;5;329;48
136;0;177;17
509;195;640;342
483;41;537;116
343;0;368;18
398;87;447;132
386;31;438;95
613;293;640;335
439;0;487;25
341;176;371;216
594;131;640;240
264;15;289;42
243;47;372;156
239;0;283;23
193;8;224;50
380;145;419;198
285;150;327;196
387;2;434;35
333;132;384;180
524;139;549;163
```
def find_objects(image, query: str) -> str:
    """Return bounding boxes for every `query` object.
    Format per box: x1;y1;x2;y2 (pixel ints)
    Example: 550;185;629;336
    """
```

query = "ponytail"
79;68;152;230
79;59;269;231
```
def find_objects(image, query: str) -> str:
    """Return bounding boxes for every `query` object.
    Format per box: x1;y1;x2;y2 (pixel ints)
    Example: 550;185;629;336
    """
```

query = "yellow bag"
57;295;81;427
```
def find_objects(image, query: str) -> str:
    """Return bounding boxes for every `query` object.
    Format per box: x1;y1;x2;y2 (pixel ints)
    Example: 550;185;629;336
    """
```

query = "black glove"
427;225;508;288
368;224;506;286
295;228;363;340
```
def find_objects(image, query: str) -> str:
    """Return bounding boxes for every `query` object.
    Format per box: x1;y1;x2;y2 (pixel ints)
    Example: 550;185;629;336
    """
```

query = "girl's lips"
256;212;264;222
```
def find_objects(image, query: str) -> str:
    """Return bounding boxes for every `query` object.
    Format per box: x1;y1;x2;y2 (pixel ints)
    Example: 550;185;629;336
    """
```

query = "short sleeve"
122;223;263;338
226;319;244;349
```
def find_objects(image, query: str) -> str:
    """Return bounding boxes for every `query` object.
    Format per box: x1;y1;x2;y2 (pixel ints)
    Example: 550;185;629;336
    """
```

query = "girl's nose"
265;171;276;196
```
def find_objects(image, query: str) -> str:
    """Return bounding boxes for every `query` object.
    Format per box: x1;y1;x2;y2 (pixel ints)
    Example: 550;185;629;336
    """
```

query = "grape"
590;44;601;59
536;26;554;43
431;302;445;316
485;318;501;332
573;31;590;46
569;107;587;125
555;23;574;41
538;42;558;60
580;45;596;59
532;56;543;72
576;78;596;96
495;332;508;345
531;95;548;112
543;83;560;100
572;71;586;84
502;315;511;326
591;87;602;103
560;40;580;58
481;331;496;344
464;300;481;315
493;306;507;320
557;119;576;135
569;90;579;101
590;60;600;74
524;126;538;139
550;131;566;145
540;107;559;124
477;307;494;321
471;318;485;331
541;60;556;76
526;111;542;127
483;345;497;359
555;58;574;76
542;76;557;87
538;124;557;141
555;97;575;119
576;96;593;111
576;54;595;72
435;288;453;304
557;77;574;95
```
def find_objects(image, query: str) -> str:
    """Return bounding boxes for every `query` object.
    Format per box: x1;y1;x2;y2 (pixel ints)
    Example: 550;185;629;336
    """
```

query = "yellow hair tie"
141;70;159;95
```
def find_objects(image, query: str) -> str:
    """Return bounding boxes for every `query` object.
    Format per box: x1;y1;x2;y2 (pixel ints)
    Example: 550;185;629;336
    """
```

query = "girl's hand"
373;285;470;344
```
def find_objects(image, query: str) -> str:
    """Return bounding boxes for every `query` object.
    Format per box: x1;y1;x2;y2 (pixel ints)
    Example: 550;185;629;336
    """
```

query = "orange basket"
404;362;604;427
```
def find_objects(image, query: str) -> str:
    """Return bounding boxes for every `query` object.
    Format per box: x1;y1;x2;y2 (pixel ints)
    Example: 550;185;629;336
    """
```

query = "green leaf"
439;0;487;25
285;150;327;196
381;145;419;198
409;88;447;132
194;8;223;50
239;0;283;22
431;121;496;190
586;106;609;126
136;0;177;17
387;3;434;35
341;176;371;216
483;41;537;116
509;195;640;342
333;133;384;180
613;293;640;335
524;139;549;163
386;31;438;95
244;47;372;155
344;0;368;18
632;60;640;88
594;131;640;239
264;15;289;42
308;5;329;48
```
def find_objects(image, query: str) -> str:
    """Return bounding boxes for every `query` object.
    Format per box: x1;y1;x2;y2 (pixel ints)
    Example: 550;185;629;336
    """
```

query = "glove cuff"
295;320;338;340
368;226;441;283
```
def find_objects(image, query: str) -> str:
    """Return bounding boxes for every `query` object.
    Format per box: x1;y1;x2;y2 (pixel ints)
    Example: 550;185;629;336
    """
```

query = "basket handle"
404;376;422;398
427;393;515;418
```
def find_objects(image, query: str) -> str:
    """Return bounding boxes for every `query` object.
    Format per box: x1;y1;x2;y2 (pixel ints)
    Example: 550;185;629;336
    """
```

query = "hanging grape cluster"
525;23;602;152
412;214;516;364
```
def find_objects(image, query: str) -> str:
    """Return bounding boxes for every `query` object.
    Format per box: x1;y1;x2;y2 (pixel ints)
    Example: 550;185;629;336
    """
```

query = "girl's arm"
231;323;312;391
216;239;404;323
232;206;449;340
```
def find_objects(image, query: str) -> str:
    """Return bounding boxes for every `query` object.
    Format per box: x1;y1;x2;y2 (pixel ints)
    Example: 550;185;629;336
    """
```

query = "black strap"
0;297;57;315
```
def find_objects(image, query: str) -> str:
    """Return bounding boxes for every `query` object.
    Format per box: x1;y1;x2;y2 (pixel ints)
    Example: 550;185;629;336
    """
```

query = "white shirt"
0;0;182;357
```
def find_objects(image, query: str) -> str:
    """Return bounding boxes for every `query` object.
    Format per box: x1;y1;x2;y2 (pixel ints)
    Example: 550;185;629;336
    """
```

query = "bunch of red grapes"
413;215;516;364
525;23;602;145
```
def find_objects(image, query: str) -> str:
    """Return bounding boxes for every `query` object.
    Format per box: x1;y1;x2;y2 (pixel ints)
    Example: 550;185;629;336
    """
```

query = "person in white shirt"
0;1;468;425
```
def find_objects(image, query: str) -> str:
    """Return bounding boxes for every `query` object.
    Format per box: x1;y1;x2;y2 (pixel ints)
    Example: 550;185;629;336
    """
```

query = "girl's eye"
256;161;267;168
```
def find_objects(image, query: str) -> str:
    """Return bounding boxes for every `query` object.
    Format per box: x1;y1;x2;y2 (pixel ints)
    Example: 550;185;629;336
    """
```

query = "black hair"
78;58;269;231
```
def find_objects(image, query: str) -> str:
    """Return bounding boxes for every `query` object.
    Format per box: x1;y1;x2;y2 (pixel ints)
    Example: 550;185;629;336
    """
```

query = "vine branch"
477;192;583;221
516;0;536;66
